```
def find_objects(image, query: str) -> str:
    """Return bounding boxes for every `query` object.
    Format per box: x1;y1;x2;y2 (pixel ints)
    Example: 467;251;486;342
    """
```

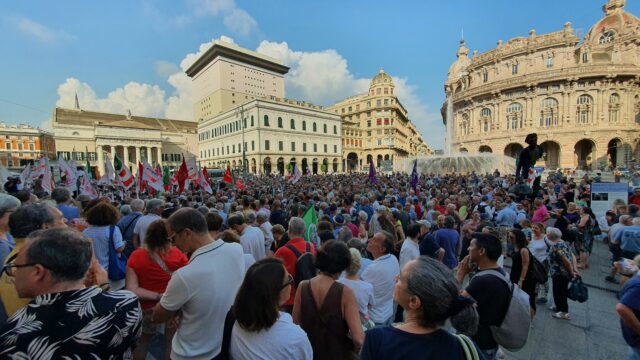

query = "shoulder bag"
107;225;127;281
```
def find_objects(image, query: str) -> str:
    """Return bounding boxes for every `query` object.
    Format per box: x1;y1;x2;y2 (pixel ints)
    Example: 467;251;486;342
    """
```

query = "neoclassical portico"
96;141;163;172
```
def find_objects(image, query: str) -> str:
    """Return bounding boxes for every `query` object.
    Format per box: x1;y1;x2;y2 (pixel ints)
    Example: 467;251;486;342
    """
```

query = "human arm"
577;215;589;229
518;248;530;288
152;272;187;324
292;281;304;325
113;226;125;253
132;234;140;249
125;267;162;301
342;285;364;352
456;255;471;284
436;248;445;262
616;303;640;336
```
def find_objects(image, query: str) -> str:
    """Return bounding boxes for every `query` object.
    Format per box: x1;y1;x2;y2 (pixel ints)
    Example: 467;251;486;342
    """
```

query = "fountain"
405;96;516;175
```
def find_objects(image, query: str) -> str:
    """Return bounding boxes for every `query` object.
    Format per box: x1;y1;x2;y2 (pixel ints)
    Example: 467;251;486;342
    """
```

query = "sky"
0;0;637;150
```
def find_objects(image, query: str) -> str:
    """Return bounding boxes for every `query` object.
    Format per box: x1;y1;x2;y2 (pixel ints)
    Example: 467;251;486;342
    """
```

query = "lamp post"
235;104;247;178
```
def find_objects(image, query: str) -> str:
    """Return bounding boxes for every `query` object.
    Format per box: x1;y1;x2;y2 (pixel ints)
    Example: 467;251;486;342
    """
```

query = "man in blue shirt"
617;267;640;360
51;187;79;223
614;218;640;259
434;216;460;270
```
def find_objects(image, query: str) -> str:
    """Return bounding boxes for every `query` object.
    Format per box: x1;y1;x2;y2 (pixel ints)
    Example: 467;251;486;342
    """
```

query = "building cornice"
185;42;289;78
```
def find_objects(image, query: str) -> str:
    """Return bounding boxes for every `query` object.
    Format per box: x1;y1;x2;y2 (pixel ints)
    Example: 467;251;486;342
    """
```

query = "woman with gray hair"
361;256;481;359
0;193;20;264
546;226;579;320
339;248;375;330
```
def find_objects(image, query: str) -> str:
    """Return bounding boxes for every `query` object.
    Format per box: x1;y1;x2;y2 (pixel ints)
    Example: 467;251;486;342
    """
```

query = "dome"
447;40;471;83
585;0;640;44
370;68;394;87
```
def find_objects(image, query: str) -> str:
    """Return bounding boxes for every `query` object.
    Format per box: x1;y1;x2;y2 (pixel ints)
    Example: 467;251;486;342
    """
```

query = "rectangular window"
279;141;283;151
367;101;371;108
314;144;317;152
546;57;553;68
324;144;328;153
483;72;488;82
291;142;296;151
582;53;588;63
376;99;382;107
384;99;389;106
232;144;236;154
377;139;382;146
384;119;390;125
377;119;382;126
512;64;518;75
5;143;10;150
303;143;307;152
251;141;255;151
265;140;270;150
367;120;371;127
334;145;337;153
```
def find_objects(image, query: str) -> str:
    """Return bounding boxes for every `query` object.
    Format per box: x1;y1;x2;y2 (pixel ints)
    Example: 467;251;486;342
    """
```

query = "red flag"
203;167;209;182
137;162;147;194
235;175;246;191
223;165;233;184
177;157;189;193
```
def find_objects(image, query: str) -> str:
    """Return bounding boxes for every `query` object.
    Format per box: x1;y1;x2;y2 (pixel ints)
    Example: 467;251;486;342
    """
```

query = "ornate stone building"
53;107;197;175
327;69;432;173
443;0;640;170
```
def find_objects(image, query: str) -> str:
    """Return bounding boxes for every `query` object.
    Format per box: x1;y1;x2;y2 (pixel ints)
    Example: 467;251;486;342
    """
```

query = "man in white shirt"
229;212;266;261
399;224;421;269
153;208;244;360
362;231;400;326
132;199;164;248
256;210;275;253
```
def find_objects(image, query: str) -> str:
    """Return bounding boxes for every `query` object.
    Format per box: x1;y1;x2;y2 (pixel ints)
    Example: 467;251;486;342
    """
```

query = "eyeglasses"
2;262;40;277
280;274;294;290
168;228;187;243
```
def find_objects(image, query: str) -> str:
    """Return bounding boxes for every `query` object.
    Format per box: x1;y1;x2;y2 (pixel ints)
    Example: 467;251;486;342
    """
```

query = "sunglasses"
280;274;294;290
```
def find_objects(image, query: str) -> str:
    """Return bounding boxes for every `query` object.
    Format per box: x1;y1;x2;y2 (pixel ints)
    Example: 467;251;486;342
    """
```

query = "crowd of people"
0;165;638;360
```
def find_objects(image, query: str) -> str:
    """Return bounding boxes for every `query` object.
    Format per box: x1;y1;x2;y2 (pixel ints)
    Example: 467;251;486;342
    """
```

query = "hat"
334;214;345;225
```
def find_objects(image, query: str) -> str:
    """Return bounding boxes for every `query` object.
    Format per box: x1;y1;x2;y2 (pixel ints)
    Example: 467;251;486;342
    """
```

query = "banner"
302;206;318;244
591;182;629;219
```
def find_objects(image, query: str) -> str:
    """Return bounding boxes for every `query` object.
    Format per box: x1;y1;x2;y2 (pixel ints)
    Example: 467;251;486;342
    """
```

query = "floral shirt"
548;240;574;278
0;287;142;359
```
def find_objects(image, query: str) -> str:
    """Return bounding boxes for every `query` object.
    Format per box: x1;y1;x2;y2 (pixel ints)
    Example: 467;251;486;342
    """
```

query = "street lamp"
235;104;247;178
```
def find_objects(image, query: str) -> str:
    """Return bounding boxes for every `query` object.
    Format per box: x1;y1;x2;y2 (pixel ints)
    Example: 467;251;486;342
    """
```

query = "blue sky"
1;0;637;149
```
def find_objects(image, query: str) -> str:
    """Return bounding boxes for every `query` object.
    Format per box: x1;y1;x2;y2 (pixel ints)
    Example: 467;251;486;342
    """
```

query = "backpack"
474;269;531;352
286;243;316;285
528;251;548;284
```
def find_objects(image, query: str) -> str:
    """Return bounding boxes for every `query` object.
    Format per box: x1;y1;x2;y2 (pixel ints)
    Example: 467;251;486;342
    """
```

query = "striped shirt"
83;225;124;270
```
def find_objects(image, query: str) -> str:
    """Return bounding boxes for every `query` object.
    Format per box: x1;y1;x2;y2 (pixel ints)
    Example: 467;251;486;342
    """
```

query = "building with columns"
443;0;640;170
0;123;55;170
326;69;433;173
188;40;342;174
53;107;197;176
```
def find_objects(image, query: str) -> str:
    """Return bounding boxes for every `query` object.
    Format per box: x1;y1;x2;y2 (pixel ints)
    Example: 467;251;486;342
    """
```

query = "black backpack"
286;243;316;285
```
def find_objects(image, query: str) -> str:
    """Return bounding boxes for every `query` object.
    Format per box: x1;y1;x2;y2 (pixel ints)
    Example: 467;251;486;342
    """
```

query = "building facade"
53;107;197;176
0;123;55;169
443;0;640;170
188;40;342;175
327;69;433;173
198;97;342;175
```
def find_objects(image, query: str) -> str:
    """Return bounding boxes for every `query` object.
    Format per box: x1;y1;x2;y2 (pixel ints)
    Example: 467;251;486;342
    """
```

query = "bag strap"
474;269;514;293
455;334;479;360
148;250;173;276
122;213;142;235
217;306;235;360
305;242;311;253
109;225;115;249
286;244;303;258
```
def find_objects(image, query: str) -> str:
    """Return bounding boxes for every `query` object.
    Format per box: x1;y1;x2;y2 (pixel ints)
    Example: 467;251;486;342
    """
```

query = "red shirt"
274;237;316;305
630;194;640;207
127;247;188;309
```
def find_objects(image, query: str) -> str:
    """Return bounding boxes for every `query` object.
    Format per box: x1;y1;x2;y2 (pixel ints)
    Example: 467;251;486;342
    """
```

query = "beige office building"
443;0;640;170
53;107;197;175
188;40;342;175
327;69;433;173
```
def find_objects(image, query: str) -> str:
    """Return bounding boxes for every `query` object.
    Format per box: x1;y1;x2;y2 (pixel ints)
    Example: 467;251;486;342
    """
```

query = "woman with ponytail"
360;256;482;359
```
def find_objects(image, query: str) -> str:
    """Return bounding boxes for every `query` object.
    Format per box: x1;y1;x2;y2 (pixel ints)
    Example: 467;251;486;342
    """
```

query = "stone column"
135;146;141;165
124;146;130;168
110;145;115;162
156;147;163;167
97;145;104;177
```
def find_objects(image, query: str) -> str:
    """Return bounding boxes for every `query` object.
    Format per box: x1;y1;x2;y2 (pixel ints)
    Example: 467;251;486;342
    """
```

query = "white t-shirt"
230;312;312;360
339;278;375;317
361;254;399;324
240;226;266;260
259;222;274;252
399;238;420;270
528;237;549;263
160;240;245;360
133;213;161;246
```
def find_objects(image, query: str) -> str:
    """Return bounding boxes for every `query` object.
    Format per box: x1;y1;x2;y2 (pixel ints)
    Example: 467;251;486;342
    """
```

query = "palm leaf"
68;313;115;345
65;288;100;318
26;337;60;360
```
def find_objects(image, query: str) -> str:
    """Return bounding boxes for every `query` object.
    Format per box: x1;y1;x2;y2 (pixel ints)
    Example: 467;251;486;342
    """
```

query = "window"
279;141;283;151
582;52;588;63
232;144;236;154
313;122;317;132
333;125;337;134
251;116;254;127
264;115;270;126
367;101;371;108
302;121;306;131
291;142;296;151
5;143;11;150
265;140;270;150
577;94;593;124
17;144;23;150
540;97;559;127
243;118;247;128
609;93;621;122
323;124;327;133
483;71;488;83
511;64;518;75
481;108;491;118
377;119;382;126
377;139;382;146
367;120;371;127
599;31;615;44
376;100;382;107
348;106;352;112
546;57;553;68
334;145;337;153
507;102;523;129
384;119;390;125
303;143;307;152
384;99;389;106
277;117;283;128
290;118;295;129
324;144;328;152
252;141;255;151
376;88;381;95
314;144;317;152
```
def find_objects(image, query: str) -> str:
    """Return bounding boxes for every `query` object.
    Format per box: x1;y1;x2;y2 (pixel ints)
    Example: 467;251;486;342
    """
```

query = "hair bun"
447;296;475;317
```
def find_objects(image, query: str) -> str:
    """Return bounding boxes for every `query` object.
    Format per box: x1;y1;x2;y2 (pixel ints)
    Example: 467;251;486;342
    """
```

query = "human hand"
458;255;471;275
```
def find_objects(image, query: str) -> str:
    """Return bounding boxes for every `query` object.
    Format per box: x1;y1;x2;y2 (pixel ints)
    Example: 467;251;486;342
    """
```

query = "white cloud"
179;36;234;71
155;60;181;78
12;17;76;43
392;77;444;149
223;9;258;37
188;0;235;16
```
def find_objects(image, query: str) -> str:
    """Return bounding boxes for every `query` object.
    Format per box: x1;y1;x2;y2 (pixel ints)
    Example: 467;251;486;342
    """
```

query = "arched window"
278;117;283;128
460;113;470;136
609;93;621;123
577;95;593;124
481;108;491;117
480;108;492;133
540;97;559;127
264;115;269;126
507;102;523;129
313;122;317;132
599;31;615;44
290;118;295;129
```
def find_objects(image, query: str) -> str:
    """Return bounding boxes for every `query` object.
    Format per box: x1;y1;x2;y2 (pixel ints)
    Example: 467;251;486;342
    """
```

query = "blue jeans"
630;346;640;360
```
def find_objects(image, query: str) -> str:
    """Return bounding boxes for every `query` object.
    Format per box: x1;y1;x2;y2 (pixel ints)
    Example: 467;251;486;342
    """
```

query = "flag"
114;154;135;189
410;159;418;193
136;162;146;194
197;166;213;194
162;166;171;191
302;206;318;243
85;147;93;180
288;163;302;184
177;156;189;193
143;161;163;192
19;163;31;185
186;157;199;181
58;155;77;191
81;174;98;199
97;154;115;185
29;158;47;181
526;167;544;188
368;158;377;184
235;175;245;191
41;158;54;194
223;165;233;184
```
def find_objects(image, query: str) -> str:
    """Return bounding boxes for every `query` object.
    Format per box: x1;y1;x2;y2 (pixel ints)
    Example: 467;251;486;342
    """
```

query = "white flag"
19;163;31;185
41;159;54;194
97;154;116;185
58;155;77;190
186;157;199;181
142;161;163;192
81;175;98;198
197;166;213;194
30;158;47;181
289;163;302;184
